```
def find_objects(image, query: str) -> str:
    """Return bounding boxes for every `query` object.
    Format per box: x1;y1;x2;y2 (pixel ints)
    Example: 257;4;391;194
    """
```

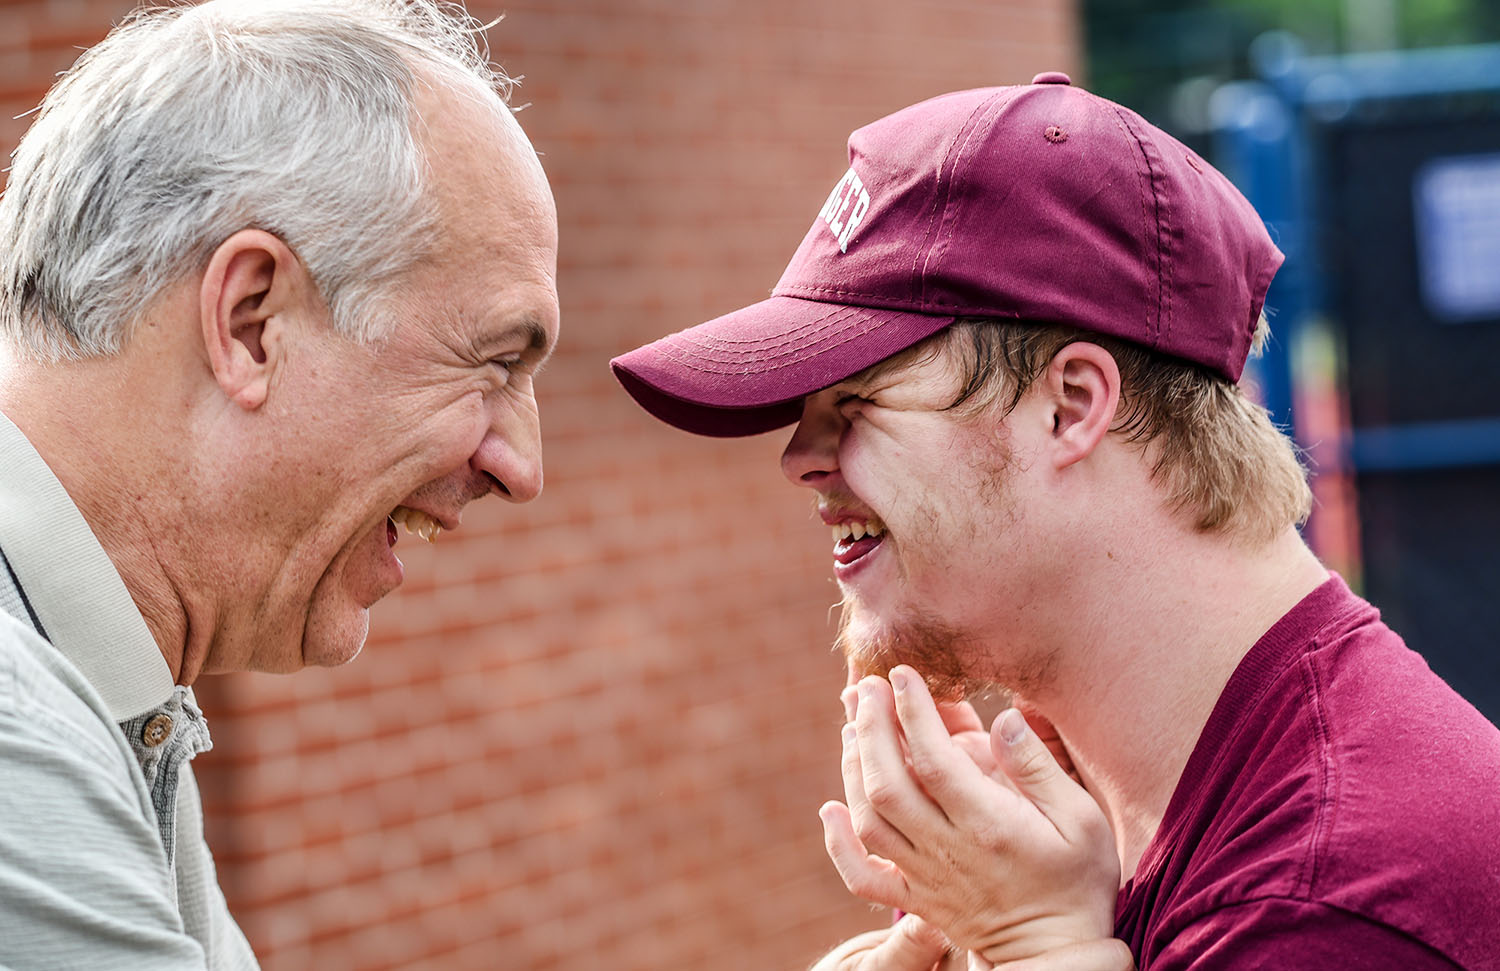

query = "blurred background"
2;0;1497;968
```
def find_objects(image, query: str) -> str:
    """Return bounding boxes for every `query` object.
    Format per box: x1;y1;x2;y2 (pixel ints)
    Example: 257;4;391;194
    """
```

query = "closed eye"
835;391;872;409
488;353;528;377
481;356;527;392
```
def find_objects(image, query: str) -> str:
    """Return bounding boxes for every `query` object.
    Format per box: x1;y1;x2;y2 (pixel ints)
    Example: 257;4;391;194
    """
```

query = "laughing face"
780;337;1060;700
197;84;560;676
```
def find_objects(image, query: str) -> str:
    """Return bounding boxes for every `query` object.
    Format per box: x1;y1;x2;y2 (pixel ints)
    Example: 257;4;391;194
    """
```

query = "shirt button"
142;714;173;747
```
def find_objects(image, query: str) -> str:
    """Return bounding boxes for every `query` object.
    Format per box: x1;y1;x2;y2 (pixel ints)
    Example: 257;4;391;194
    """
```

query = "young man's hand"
820;666;1122;966
969;938;1136;970
807;914;959;971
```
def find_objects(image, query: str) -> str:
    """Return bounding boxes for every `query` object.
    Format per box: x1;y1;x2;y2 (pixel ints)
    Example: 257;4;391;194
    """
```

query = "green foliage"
1083;0;1500;129
1214;0;1498;47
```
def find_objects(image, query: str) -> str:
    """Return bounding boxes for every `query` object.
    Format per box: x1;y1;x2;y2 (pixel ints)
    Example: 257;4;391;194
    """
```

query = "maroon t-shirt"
1116;573;1500;969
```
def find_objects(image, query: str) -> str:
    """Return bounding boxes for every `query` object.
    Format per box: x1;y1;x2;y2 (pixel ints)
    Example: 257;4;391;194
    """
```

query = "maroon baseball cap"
611;73;1284;437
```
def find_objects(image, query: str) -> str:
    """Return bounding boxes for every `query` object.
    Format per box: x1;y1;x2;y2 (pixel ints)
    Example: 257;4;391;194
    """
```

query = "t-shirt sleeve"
0;628;208;970
1147;897;1462;970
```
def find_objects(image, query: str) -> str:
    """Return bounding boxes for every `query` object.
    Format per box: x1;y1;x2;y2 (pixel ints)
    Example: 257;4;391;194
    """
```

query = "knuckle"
864;777;902;812
972;821;1009;853
1014;744;1057;782
851;809;884;846
842;870;883;902
906;749;950;789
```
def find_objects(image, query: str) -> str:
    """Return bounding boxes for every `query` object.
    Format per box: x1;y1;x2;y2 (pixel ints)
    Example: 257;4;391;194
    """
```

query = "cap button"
1031;71;1072;86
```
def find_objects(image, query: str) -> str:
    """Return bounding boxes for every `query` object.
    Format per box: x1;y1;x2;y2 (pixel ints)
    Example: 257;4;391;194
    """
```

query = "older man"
613;76;1500;969
0;1;557;966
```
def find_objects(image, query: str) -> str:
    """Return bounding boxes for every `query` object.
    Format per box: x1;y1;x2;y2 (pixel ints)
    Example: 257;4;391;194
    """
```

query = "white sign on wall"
1414;152;1500;322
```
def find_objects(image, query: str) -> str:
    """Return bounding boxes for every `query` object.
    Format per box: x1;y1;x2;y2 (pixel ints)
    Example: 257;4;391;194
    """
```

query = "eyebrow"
490;314;556;368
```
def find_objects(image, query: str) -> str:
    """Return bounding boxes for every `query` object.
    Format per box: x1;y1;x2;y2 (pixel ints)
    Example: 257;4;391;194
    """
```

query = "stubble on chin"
832;595;1060;704
833;597;982;703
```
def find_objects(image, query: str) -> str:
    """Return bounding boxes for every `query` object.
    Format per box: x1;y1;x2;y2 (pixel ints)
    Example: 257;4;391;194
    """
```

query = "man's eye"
835;392;871;408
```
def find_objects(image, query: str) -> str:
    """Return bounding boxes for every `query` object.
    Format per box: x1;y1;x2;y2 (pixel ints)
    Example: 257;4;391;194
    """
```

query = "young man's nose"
779;392;844;487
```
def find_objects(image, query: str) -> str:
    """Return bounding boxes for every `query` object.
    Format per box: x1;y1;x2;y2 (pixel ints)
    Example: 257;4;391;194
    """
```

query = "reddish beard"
833;598;983;703
833;594;1061;704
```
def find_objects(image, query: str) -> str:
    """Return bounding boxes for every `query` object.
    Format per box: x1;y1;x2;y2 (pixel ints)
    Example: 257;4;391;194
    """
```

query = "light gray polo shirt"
0;410;258;970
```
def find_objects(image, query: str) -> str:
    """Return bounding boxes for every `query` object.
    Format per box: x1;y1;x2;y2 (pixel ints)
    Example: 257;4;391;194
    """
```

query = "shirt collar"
0;409;175;720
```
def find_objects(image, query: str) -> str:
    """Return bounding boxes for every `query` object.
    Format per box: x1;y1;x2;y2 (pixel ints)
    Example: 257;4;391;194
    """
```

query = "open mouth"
832;518;886;565
389;505;443;544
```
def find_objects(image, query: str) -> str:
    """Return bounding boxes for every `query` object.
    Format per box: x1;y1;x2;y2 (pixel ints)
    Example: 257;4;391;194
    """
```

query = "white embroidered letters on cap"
818;167;872;254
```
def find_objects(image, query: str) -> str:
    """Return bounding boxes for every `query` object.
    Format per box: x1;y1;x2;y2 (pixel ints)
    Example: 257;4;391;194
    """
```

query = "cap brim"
610;295;957;437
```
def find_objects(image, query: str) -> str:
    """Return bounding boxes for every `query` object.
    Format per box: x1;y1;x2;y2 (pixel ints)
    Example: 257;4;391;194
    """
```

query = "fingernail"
858;679;875;700
840;686;858;721
999;708;1027;745
890;668;908;693
841;723;857;746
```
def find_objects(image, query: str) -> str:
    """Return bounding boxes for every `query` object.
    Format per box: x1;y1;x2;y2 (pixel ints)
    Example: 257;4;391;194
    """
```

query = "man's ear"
1041;342;1121;471
198;229;310;411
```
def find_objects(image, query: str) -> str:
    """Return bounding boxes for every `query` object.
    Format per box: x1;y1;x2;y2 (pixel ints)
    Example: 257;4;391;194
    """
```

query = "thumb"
1014;702;1080;783
877;914;953;971
990;708;1083;822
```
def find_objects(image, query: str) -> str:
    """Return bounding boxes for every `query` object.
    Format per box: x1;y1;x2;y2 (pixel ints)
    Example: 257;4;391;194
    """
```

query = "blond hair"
933;317;1312;543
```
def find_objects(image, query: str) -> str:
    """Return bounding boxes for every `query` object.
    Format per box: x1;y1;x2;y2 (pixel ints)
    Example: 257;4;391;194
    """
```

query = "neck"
1014;525;1328;883
0;340;209;684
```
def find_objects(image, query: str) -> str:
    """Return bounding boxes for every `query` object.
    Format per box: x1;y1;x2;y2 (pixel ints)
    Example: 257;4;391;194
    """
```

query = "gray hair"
0;0;513;360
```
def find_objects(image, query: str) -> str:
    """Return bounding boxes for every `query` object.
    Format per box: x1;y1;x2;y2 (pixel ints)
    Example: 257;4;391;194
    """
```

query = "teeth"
391;505;441;543
830;519;885;546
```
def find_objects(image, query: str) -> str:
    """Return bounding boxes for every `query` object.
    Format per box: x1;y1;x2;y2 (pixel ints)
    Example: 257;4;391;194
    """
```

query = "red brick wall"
1;2;1079;968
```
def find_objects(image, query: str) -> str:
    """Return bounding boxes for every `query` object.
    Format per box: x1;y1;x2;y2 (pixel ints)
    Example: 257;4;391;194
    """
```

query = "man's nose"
779;392;843;487
471;404;543;503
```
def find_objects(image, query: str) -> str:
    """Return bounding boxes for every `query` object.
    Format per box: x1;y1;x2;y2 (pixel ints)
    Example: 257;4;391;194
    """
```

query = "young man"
613;75;1500;968
0;2;557;965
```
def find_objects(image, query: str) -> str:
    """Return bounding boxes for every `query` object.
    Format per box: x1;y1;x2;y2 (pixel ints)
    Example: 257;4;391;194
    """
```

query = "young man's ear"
1043;341;1121;470
198;229;311;411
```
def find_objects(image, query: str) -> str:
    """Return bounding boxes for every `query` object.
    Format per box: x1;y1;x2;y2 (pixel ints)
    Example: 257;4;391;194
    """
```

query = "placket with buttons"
119;685;214;897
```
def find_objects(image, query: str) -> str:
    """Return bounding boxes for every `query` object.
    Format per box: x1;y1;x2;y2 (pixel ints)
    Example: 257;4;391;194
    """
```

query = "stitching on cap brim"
610;296;955;436
668;303;903;373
